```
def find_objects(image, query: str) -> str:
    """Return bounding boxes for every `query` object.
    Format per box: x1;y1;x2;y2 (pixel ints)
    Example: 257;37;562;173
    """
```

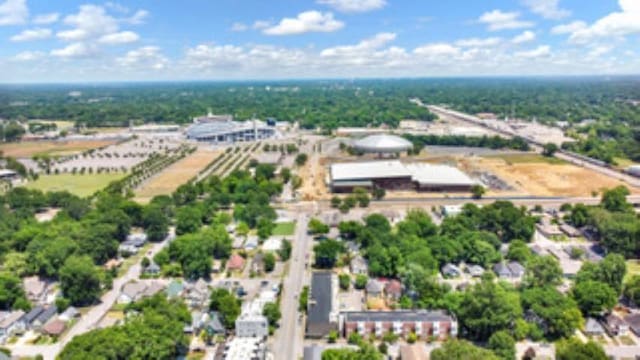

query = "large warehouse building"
329;160;476;193
186;116;275;143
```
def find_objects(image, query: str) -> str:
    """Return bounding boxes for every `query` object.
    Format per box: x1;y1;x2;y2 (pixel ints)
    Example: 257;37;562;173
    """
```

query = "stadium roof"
186;119;269;139
352;134;413;153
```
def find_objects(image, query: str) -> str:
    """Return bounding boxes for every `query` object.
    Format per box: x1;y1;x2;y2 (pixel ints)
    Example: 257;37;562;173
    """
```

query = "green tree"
542;143;558;157
521;286;583;339
573;280;617;316
488;330;516;360
313;240;345;268
354;275;368;289
506;240;532;264
601;186;631;212
262;302;281;327
277;239;292;261
59;255;102;306
457;276;522;341
523;256;563;288
295;153;308;166
0;273;28;310
175;206;202;235
330;196;342;208
431;339;500;360
556;338;607;360
308;218;329;236
264;252;276;272
142;205;169;242
339;274;350;290
471;184;486;199
624;275;640;305
209;289;241;329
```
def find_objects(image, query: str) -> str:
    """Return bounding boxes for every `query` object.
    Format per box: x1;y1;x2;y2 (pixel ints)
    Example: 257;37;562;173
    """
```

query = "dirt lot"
134;148;220;203
0;140;116;158
463;154;633;197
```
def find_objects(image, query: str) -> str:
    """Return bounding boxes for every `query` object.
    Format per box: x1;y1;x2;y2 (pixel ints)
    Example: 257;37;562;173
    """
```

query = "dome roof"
352;134;413;153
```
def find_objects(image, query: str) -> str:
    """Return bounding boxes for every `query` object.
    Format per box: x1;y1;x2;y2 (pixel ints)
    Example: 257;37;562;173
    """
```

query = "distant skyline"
0;0;638;83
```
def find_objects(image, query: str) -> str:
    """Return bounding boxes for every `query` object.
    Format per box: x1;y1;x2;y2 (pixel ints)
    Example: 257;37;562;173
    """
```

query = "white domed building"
352;134;413;155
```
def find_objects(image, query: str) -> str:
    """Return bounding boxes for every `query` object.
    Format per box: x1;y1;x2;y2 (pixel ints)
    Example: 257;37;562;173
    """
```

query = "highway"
425;104;640;188
272;213;312;360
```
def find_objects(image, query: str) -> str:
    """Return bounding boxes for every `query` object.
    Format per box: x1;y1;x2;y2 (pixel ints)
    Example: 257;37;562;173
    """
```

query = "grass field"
625;260;640;282
484;153;567;165
0;140;116;158
134;148;220;203
272;222;296;236
25;173;124;197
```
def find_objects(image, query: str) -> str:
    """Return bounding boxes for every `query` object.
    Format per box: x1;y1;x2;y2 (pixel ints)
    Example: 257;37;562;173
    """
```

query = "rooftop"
352;134;413;153
330;160;474;186
343;310;454;323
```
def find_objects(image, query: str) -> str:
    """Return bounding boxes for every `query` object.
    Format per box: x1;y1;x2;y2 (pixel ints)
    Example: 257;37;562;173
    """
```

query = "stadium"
186;114;275;143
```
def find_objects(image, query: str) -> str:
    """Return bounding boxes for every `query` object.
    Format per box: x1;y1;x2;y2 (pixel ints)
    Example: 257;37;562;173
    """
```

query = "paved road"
9;234;173;360
272;213;312;360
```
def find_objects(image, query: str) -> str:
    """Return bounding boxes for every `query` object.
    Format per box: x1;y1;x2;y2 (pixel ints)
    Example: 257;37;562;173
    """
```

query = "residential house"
306;272;338;339
227;254;245;272
625;313;640;336
22;306;45;329
508;262;525;278
0;311;25;337
466;265;484;277
119;233;147;255
205;311;225;336
42;319;66;337
23;276;47;304
244;236;258;250
350;256;368;276
251;253;265;274
340;310;457;340
560;224;581;238
59;307;79;322
235;315;269;338
493;262;525;279
584;318;604;336
602;314;629;336
144;262;161;275
365;279;384;298
384;280;403;301
32;306;57;329
530;245;548;256
166;280;184;298
183;279;210;309
118;281;164;304
441;263;461;278
536;222;562;238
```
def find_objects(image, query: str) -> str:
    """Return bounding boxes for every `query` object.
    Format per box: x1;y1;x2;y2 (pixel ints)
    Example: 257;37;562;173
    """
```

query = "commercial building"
186;114;275;144
340;310;457;340
219;337;265;360
235;315;268;338
329;160;476;193
306;272;338;338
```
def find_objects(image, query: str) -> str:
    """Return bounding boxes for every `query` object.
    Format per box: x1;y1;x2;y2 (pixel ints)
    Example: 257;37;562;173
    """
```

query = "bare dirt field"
0;140;117;158
463;154;633;197
134;148;221;203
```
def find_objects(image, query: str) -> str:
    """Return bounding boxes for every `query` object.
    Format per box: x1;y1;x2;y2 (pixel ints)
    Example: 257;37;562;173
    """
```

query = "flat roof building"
340;310;457;340
330;160;475;193
306;272;338;338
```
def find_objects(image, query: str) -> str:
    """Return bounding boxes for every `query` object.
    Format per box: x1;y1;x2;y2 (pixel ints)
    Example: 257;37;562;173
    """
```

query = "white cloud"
253;20;271;30
522;0;570;20
33;13;59;25
455;37;502;47
50;43;98;58
321;32;396;56
568;0;640;44
414;43;461;57
317;0;386;13
58;5;119;41
231;22;248;32
117;46;168;70
98;31;139;45
515;45;551;58
478;10;534;31
0;0;28;26
12;50;44;61
263;11;344;35
512;30;536;44
10;28;51;42
588;45;613;58
551;21;586;34
126;10;148;25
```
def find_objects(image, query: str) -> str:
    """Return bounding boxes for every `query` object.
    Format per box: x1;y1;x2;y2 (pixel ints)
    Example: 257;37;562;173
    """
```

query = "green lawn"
272;221;296;236
625;260;640;282
25;173;125;197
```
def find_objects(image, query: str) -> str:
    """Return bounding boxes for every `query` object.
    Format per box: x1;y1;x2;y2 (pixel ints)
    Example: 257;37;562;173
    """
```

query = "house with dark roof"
303;345;323;360
441;263;461;278
584;317;604;336
22;306;45;329
625;313;640;336
306;272;338;339
493;261;525;279
365;279;384;298
340;310;457;340
32;306;57;329
602;314;629;336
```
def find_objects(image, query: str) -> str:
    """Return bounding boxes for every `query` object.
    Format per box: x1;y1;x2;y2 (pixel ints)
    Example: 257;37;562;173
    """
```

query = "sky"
0;0;638;83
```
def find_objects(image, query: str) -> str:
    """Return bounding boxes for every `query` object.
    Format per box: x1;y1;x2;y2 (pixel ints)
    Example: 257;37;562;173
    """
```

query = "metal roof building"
329;160;476;192
352;134;413;154
186;119;275;144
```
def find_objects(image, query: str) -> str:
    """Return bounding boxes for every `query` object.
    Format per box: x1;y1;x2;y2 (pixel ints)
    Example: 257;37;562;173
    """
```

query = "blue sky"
0;0;638;82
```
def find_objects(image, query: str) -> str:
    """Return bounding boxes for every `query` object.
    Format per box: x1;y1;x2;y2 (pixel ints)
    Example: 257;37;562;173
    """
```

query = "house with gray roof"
306;272;338;339
584;317;604;336
442;263;461;278
32;306;57;329
365;279;384;297
0;311;25;336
